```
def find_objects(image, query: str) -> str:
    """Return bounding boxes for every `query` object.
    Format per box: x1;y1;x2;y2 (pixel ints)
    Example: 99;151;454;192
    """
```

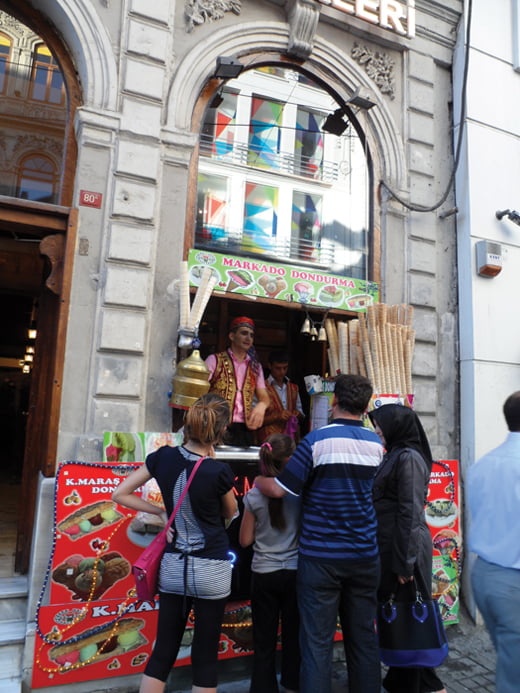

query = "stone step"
0;578;28;623
0;577;28;599
0;620;25;646
0;641;23;681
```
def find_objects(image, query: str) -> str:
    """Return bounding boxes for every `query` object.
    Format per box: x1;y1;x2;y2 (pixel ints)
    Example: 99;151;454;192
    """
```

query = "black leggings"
144;592;227;686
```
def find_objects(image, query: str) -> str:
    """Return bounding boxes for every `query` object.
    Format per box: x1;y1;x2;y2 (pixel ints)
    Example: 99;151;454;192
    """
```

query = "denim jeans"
471;556;520;693
297;556;381;693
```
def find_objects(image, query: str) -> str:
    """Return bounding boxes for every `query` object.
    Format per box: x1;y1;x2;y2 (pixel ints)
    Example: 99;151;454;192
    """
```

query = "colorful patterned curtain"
248;97;283;169
243;182;278;253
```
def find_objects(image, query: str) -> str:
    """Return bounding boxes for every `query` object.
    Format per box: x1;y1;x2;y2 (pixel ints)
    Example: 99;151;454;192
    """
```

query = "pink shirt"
206;349;266;423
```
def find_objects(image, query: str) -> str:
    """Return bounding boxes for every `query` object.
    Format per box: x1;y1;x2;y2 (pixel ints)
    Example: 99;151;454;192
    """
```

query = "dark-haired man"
468;390;520;693
206;316;270;447
257;350;304;443
255;374;383;693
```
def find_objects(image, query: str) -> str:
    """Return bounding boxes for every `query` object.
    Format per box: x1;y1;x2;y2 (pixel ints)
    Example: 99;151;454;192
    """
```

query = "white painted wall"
454;0;520;615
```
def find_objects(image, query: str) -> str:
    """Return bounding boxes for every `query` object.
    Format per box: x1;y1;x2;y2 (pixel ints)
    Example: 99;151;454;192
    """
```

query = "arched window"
17;155;57;203
196;66;371;279
30;43;64;104
0;11;71;205
0;33;11;93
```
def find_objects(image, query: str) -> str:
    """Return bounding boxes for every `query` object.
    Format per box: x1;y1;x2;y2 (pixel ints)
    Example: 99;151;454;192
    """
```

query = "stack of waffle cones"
326;303;415;395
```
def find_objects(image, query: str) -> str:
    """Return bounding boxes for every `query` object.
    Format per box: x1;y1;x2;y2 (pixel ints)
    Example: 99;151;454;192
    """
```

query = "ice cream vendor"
205;316;270;447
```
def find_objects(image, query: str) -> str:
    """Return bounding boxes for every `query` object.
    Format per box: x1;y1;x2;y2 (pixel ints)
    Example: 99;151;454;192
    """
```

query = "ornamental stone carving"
0;10;34;41
285;0;321;59
12;134;63;161
351;43;395;99
185;0;242;33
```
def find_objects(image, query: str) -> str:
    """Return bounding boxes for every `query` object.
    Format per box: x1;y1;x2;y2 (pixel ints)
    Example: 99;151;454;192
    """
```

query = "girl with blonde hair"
113;393;237;693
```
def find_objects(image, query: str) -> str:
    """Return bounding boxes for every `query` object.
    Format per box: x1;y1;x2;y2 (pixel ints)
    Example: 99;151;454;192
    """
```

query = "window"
196;67;371;279
17;155;57;203
248;96;283;170
196;173;230;243
0;33;11;93
30;44;64;104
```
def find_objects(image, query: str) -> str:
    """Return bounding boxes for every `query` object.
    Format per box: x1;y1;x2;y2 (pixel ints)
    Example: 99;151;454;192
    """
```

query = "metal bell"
301;316;311;334
170;349;210;409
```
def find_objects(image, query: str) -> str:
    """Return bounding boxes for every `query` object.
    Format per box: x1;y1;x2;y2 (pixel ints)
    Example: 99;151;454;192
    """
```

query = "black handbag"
377;581;448;668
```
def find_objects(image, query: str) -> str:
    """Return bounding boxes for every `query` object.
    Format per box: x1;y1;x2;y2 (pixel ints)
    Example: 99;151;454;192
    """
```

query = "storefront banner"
188;248;379;311
33;595;258;688
426;460;461;625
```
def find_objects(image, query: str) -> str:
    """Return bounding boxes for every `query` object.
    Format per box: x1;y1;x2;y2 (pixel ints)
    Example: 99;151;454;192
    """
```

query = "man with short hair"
468;391;520;693
257;350;304;443
255;374;383;693
206;316;270;447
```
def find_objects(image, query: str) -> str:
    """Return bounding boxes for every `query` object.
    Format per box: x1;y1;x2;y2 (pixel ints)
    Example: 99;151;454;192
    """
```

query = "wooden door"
0;199;76;573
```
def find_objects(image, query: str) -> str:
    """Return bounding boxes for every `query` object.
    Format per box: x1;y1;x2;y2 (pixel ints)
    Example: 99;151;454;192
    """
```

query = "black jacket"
373;445;433;599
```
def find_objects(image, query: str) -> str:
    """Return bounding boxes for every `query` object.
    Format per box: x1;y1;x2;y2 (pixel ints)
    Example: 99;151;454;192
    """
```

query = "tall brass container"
169;349;210;409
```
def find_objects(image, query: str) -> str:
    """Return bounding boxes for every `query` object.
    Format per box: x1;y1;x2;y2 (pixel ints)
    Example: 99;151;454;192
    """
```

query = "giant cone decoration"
170;349;210;409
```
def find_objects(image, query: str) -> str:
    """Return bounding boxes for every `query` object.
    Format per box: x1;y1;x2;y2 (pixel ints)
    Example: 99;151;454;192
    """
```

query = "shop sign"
188;248;379;311
426;460;461;625
316;0;415;38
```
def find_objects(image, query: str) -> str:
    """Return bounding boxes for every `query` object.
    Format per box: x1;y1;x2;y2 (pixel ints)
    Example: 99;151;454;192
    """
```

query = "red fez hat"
230;316;255;330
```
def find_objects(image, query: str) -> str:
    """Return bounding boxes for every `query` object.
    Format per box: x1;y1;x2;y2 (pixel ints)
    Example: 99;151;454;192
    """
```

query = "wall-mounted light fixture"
322;108;349;136
214;56;244;80
496;209;520;226
347;86;376;111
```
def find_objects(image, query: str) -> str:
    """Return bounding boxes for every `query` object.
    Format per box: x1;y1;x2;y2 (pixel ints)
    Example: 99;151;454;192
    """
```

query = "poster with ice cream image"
188;249;379;310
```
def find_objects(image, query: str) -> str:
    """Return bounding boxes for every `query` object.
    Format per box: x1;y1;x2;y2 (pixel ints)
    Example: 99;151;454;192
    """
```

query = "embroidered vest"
257;381;300;442
209;351;257;423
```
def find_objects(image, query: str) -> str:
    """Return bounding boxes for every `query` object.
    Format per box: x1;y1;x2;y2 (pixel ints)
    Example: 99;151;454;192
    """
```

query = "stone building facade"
0;0;463;690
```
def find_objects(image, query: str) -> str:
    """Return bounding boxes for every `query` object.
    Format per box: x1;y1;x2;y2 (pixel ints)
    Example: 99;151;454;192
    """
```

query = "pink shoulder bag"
132;456;204;601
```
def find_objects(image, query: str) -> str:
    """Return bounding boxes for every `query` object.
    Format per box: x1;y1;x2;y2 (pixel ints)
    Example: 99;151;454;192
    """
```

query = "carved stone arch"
16;148;60;169
165;21;405;189
12;136;63;166
25;0;118;111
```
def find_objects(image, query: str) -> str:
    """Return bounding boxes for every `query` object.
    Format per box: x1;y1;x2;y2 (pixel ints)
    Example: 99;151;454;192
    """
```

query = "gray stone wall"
52;0;462;466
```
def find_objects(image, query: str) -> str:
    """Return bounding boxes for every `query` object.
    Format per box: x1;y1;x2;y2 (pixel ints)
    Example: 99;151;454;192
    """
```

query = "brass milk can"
170;349;210;409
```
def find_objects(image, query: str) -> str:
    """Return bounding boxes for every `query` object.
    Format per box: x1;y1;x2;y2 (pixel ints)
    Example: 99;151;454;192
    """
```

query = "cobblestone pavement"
168;603;496;692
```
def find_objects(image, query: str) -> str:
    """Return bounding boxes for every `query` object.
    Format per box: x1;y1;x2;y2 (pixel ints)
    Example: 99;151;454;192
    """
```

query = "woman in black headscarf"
369;404;446;693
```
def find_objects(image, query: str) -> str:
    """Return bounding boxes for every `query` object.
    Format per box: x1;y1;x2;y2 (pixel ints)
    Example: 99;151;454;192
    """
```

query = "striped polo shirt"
276;418;383;562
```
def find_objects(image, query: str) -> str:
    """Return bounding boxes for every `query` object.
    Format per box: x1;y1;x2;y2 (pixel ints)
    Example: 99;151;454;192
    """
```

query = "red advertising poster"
32;461;259;688
426;460;461;625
